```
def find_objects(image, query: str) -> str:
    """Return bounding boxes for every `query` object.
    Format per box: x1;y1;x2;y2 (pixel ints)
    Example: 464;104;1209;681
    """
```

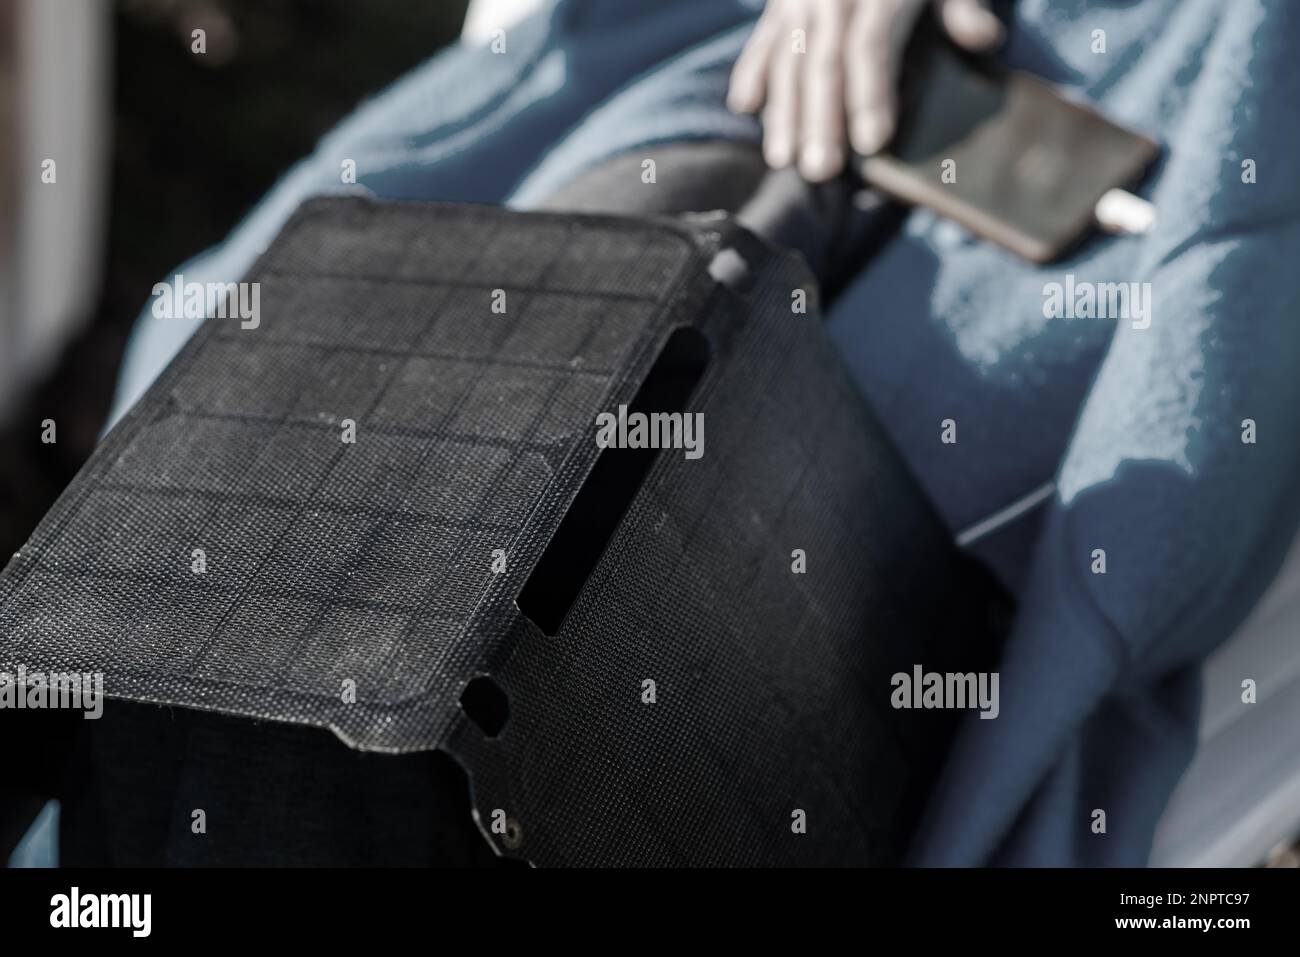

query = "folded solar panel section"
0;197;1006;865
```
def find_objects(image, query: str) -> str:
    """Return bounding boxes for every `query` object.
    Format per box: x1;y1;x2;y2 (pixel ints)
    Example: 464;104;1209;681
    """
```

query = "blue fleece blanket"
110;0;1300;866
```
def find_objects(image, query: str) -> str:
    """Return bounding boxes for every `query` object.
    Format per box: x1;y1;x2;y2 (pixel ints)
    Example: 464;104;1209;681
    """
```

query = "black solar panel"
0;198;1007;864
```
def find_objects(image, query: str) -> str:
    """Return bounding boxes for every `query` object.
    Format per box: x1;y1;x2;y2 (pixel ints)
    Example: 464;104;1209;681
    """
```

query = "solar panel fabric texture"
0;197;1007;865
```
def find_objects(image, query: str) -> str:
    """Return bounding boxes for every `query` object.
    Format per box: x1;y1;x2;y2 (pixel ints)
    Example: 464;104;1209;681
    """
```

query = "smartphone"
859;14;1160;262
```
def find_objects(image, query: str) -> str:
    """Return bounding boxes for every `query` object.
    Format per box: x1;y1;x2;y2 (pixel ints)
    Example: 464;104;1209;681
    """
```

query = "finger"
799;0;848;181
939;0;1004;51
762;8;806;168
846;0;899;155
727;12;780;113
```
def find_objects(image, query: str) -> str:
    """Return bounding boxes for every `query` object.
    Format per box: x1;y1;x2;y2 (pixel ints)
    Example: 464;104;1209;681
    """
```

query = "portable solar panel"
0;197;1007;865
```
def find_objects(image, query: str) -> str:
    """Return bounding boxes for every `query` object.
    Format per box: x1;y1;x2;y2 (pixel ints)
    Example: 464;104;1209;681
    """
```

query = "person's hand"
727;0;1003;182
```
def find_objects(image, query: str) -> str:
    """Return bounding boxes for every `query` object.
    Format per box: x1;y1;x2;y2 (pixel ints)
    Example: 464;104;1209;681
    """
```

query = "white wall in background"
1;0;109;422
461;0;546;45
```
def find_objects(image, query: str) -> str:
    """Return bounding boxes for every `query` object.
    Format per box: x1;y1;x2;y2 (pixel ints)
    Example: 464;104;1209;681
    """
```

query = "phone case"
861;21;1160;262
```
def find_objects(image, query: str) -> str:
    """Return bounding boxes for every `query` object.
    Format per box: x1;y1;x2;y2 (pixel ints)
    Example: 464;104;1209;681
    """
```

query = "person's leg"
534;139;907;300
534;139;767;216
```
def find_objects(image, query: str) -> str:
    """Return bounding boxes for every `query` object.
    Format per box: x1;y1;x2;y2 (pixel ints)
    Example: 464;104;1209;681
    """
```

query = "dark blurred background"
0;0;468;561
